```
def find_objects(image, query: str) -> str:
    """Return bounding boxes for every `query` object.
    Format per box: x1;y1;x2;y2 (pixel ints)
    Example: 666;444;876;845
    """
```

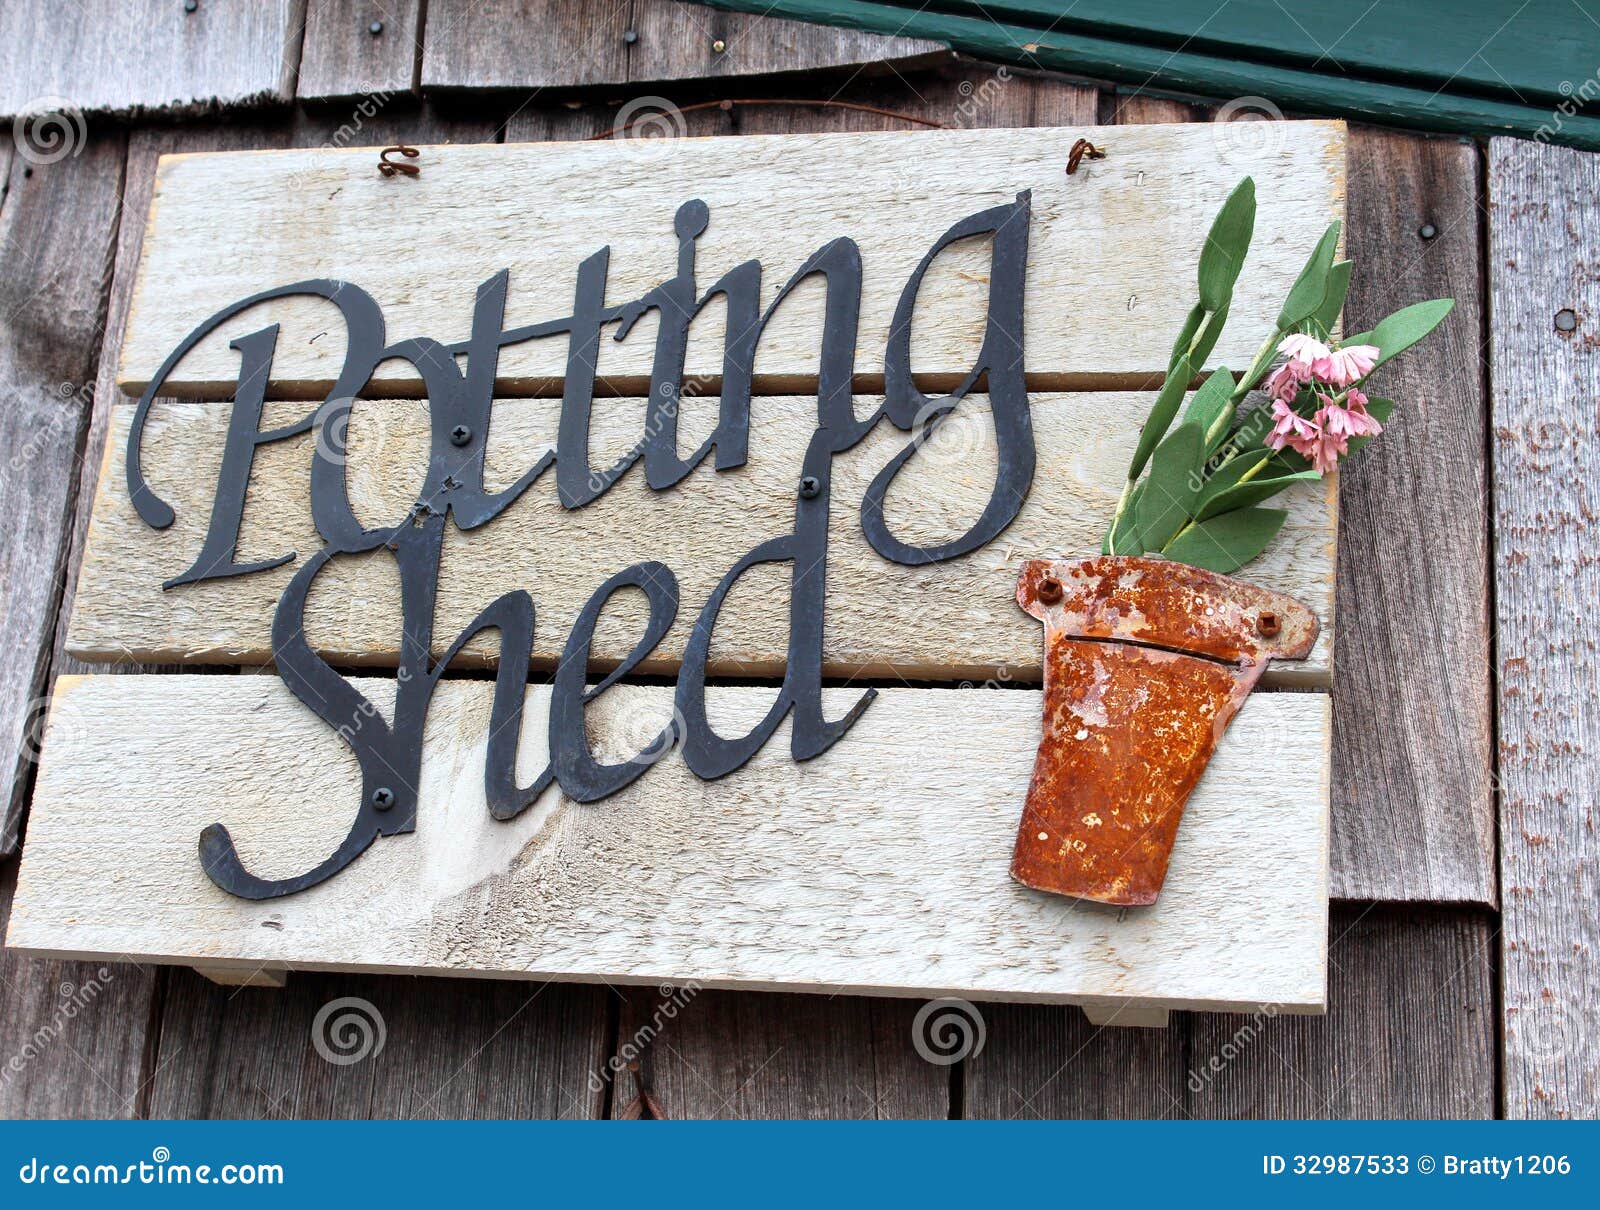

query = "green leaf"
1108;484;1146;554
1277;221;1342;329
1312;260;1353;333
1347;299;1454;371
1188;301;1231;369
1197;178;1256;311
1196;445;1274;498
1184;367;1236;448
1198;470;1321;520
1264;448;1310;475
1127;355;1194;480
1135;422;1206;549
1168;303;1205;372
1162;507;1288;574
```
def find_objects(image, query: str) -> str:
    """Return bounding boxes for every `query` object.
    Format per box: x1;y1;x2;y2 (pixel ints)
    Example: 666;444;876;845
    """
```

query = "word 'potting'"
126;193;1037;898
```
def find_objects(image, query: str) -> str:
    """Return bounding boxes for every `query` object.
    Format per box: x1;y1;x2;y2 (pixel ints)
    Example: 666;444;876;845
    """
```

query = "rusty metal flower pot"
1011;555;1318;906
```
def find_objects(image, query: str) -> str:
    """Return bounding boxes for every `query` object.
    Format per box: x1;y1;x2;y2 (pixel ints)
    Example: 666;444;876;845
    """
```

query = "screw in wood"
1037;576;1064;605
712;38;727;52
369;20;384;35
1256;611;1281;637
1555;308;1579;332
184;0;197;12
1418;223;1437;240
623;28;638;43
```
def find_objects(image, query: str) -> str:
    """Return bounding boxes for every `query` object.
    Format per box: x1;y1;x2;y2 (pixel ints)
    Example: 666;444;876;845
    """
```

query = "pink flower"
1278;333;1331;367
1304;426;1348;473
1266;397;1349;473
1320;387;1384;440
1264;359;1311;402
1317;343;1379;387
1265;398;1320;454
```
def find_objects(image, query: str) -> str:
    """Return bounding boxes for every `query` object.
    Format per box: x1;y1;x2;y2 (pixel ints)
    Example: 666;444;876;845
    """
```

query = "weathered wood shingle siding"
0;0;1589;1121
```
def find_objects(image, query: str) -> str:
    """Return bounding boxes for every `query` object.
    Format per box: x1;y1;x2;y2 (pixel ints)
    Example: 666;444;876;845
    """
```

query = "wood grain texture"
1331;128;1494;906
610;986;948;1118
50;122;291;691
521;71;1090;1123
421;0;634;89
0;135;126;858
66;391;1336;683
965;907;1494;1118
626;0;946;84
0;857;162;1118
1186;908;1494;1119
146;967;608;1118
115;122;1347;396
499;62;1099;186
1103;91;1206;126
10;675;1330;1013
1489;137;1600;1120
420;0;943;91
0;0;305;119
298;0;423;101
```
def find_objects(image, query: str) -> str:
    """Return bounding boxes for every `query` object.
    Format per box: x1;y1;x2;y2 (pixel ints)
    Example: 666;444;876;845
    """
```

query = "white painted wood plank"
0;0;304;119
66;392;1335;682
7;676;1328;1013
116;122;1347;395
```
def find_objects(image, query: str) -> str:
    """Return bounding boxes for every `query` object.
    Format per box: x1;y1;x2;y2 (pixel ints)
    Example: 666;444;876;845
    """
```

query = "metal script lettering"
126;194;1036;898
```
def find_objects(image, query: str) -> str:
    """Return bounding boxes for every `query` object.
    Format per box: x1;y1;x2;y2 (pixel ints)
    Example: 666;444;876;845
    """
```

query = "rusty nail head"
1555;308;1579;332
1256;610;1281;637
1037;576;1064;605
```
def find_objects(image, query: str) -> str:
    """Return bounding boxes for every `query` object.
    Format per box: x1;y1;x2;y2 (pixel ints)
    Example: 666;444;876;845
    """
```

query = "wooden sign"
8;123;1344;1018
